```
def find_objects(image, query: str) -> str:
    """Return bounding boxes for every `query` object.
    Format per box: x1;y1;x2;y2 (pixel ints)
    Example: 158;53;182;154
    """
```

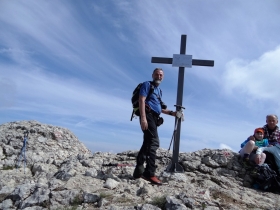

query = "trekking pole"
167;117;179;153
16;130;29;174
130;110;135;121
166;105;185;153
102;163;136;167
165;105;185;170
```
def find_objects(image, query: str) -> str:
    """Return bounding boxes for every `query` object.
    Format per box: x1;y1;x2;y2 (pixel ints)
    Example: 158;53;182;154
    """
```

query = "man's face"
266;116;278;129
152;70;164;83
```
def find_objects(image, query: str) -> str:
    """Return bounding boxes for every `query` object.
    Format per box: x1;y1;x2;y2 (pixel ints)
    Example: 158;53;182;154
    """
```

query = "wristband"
169;111;173;115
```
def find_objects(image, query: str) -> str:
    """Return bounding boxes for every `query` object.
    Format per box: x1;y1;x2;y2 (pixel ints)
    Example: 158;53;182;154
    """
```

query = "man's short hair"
153;68;163;74
266;114;278;120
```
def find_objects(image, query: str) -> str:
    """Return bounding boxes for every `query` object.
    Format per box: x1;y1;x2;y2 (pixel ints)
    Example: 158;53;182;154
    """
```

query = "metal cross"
151;34;214;172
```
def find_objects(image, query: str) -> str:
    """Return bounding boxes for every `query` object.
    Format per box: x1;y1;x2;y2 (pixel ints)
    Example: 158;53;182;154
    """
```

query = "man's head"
152;68;164;85
266;114;278;130
254;128;264;140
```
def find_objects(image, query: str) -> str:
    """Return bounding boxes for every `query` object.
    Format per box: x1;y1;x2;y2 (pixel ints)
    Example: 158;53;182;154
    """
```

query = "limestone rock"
104;178;120;189
1;120;280;209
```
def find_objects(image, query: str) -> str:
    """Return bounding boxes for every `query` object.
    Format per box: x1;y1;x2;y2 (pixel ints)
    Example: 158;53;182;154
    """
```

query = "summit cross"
151;34;214;172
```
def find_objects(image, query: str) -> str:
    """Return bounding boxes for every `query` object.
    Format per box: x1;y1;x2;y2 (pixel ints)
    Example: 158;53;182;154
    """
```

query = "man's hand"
255;154;262;164
176;110;184;121
141;119;148;130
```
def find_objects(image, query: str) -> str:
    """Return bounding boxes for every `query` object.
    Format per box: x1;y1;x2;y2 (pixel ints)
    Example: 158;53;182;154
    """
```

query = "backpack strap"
148;81;162;97
146;81;155;100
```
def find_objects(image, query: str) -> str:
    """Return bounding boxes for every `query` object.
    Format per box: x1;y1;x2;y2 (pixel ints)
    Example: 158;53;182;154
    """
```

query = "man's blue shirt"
139;81;162;115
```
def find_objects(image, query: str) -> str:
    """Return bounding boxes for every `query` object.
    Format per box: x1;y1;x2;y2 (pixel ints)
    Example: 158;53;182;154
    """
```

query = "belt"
150;109;160;117
145;105;160;117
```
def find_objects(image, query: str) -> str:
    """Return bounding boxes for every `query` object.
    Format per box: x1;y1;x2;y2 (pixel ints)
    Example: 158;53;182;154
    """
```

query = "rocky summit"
0;121;279;210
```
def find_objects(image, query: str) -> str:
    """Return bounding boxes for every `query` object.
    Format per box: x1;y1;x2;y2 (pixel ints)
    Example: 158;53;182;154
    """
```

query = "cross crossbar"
151;57;214;67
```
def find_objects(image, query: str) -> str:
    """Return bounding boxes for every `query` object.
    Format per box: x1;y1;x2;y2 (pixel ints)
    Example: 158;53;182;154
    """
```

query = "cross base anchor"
166;162;184;172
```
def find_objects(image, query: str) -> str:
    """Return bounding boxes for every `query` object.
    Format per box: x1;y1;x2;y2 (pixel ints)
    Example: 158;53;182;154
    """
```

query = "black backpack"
130;81;161;121
254;164;280;193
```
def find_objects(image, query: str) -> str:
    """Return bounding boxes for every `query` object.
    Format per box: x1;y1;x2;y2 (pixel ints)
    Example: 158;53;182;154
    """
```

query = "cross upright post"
151;34;214;172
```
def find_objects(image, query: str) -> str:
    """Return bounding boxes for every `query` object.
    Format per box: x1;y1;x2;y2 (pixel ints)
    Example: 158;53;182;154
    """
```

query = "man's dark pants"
135;112;159;177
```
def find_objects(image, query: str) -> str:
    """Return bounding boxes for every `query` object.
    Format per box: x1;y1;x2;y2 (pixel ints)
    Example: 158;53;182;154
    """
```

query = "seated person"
240;128;268;165
249;115;280;145
256;143;280;175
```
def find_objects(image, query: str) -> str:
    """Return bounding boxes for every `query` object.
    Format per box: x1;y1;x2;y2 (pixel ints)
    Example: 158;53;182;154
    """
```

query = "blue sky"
1;0;280;153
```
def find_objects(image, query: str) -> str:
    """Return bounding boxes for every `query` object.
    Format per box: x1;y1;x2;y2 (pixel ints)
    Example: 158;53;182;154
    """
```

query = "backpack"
130;81;161;121
253;163;280;192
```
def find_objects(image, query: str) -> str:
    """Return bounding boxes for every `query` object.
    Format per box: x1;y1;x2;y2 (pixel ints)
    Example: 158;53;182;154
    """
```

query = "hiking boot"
133;165;144;179
141;175;162;185
150;176;163;185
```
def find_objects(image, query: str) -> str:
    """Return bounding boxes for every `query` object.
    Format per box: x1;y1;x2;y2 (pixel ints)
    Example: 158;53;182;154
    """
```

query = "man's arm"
161;109;176;117
139;95;148;130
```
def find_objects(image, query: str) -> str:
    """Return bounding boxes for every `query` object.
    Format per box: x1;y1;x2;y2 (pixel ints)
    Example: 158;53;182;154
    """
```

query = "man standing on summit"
133;68;178;185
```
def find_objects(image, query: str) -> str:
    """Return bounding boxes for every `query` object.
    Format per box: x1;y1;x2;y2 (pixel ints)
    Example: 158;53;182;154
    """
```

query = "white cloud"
219;143;234;151
222;46;280;103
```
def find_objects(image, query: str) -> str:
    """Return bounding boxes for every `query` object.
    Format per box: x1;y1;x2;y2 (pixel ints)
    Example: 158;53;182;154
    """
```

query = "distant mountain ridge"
0;121;279;209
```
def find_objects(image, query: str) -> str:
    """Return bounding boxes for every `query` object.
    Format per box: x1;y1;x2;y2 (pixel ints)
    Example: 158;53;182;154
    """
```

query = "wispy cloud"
1;66;131;122
0;77;17;108
113;0;280;83
0;1;133;84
